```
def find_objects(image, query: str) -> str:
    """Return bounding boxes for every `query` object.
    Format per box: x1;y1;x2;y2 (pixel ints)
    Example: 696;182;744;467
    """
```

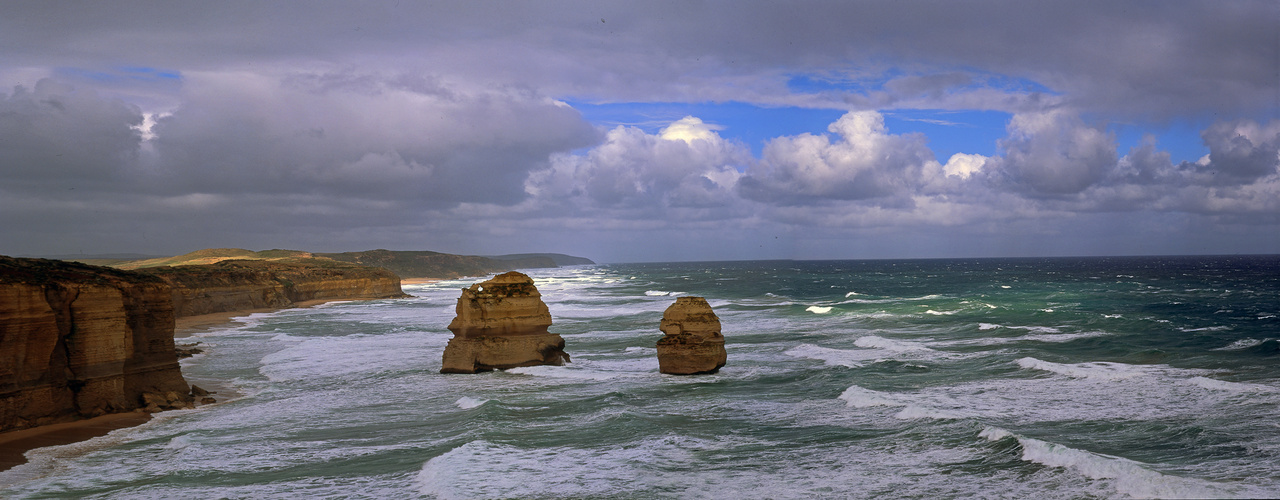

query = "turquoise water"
2;256;1278;498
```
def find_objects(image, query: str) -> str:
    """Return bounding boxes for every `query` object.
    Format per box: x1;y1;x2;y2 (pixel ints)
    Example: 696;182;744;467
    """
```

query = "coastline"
400;277;440;285
0;412;152;473
0;297;379;473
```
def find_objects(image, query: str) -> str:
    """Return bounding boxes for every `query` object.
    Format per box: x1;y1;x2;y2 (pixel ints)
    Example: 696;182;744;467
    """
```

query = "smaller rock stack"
440;272;571;374
656;297;727;375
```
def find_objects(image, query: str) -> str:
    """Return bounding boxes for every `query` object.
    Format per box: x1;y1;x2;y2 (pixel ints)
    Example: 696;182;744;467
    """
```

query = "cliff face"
441;272;571;373
656;297;727;375
0;257;192;432
138;259;408;317
316;249;560;279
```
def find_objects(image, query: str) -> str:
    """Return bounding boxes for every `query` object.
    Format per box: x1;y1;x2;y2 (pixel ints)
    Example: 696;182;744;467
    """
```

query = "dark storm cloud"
0;79;143;188
148;71;598;206
1;1;1277;259
3;1;1275;116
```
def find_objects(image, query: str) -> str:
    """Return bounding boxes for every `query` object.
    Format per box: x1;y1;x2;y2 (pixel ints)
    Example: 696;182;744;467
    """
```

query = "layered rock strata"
0;257;193;432
656;297;727;375
440;272;570;373
138;259;407;317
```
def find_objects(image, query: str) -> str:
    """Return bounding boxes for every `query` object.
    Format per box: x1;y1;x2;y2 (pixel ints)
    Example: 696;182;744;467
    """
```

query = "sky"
1;1;1278;263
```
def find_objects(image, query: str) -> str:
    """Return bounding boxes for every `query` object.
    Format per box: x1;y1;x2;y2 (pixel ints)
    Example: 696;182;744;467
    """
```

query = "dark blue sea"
3;256;1278;498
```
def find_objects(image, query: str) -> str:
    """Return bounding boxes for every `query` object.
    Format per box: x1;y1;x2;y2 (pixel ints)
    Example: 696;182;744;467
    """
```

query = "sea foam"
979;426;1246;499
455;397;489;409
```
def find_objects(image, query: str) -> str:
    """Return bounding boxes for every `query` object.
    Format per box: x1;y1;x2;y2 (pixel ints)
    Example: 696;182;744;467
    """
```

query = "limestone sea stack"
656;297;727;375
440;272;571;374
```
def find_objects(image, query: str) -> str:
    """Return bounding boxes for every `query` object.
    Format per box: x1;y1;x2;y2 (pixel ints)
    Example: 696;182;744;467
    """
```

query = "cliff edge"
0;257;193;432
138;259;408;317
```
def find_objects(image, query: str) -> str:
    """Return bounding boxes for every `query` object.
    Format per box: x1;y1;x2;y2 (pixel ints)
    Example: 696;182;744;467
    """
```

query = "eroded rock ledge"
138;259;408;317
441;272;570;373
0;257;193;432
656;296;727;375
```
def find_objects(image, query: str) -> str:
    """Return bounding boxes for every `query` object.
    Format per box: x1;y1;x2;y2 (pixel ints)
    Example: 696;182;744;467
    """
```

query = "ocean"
2;256;1278;499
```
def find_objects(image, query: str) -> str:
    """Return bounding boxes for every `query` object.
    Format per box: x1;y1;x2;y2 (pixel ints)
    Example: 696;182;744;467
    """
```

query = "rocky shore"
0;255;412;470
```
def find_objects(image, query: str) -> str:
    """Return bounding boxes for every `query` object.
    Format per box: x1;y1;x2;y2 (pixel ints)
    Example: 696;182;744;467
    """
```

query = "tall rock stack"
656;297;727;375
440;272;571;374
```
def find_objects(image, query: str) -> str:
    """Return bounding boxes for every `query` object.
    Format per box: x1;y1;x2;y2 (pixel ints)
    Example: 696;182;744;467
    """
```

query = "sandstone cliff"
316;249;561;280
0;257;193;432
440;272;571;373
656;297;727;375
138;259;408;317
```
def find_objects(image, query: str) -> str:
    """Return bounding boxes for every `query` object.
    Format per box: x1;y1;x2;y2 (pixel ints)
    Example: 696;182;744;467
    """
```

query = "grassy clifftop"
93;248;593;280
315;250;561;279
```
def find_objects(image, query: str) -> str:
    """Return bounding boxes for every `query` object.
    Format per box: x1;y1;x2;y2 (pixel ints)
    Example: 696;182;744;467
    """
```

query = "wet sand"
0;413;152;472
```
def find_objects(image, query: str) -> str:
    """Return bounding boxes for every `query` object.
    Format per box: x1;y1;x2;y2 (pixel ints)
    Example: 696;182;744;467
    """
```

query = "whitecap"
644;290;672;296
1213;338;1268;350
893;405;967;420
1103;314;1123;318
854;335;935;353
981;428;1244;499
838;385;970;420
1184;377;1277;393
455;397;489;409
1017;357;1150;381
837;385;901;408
1178;326;1231;332
1016;357;1214;382
844;291;861;297
978;323;1002;330
942;330;1112;347
806;305;833;314
504;365;624;381
924;309;960;315
784;344;877;368
1009;325;1062;334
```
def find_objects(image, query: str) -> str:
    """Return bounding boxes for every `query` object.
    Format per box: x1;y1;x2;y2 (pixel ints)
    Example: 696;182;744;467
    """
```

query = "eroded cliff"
656;296;727;375
138;259;408;317
0;257;192;432
441;271;571;373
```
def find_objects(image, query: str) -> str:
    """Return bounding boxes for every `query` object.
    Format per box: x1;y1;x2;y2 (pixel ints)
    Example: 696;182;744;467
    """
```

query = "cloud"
149;70;598;206
525;116;749;212
738;111;941;205
1191;119;1280;185
0;79;143;189
986;110;1118;196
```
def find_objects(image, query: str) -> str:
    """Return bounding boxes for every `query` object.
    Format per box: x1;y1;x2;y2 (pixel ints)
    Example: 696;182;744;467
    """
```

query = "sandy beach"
0;412;153;472
400;278;440;285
